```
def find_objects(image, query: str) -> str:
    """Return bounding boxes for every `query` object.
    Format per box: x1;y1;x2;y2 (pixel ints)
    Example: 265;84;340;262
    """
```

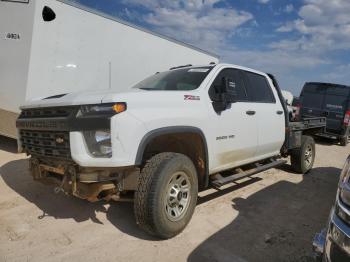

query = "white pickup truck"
16;63;326;239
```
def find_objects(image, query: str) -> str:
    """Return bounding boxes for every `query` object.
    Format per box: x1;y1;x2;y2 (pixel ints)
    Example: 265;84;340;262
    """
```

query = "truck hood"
20;88;202;109
20;89;140;109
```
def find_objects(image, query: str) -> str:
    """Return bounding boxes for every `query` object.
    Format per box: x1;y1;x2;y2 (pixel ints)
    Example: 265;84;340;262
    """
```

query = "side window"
244;71;276;103
209;69;248;102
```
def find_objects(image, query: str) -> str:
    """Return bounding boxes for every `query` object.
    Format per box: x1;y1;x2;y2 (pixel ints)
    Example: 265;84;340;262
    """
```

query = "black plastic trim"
267;73;290;151
16;106;112;131
135;126;210;188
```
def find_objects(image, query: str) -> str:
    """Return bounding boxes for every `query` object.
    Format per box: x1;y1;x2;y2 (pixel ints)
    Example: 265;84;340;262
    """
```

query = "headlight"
339;156;350;207
83;130;112;158
78;103;127;117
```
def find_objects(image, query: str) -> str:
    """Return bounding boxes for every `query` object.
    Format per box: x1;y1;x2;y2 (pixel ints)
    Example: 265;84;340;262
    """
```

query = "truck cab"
17;63;323;239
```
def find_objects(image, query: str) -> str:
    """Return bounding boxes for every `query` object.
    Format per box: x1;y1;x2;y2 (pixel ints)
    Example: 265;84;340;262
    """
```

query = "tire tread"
134;152;197;238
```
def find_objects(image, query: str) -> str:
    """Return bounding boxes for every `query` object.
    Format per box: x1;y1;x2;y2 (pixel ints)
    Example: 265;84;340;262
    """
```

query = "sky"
71;0;350;95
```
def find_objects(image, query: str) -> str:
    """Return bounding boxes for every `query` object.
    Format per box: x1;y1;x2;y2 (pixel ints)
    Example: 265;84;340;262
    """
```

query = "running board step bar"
210;159;287;189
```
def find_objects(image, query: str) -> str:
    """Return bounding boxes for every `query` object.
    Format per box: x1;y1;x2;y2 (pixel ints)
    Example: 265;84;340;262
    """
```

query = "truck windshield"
133;67;213;91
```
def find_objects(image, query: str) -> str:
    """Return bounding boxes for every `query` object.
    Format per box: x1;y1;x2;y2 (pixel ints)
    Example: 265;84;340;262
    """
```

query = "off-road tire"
134;152;198;239
340;136;349;146
291;135;315;174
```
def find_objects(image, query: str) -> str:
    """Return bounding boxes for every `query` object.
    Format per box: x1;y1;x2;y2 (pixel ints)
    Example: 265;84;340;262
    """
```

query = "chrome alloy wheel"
304;144;313;168
165;171;191;222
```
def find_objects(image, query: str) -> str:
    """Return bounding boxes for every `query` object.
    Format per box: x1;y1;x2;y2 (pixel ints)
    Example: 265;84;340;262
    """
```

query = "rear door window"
243;72;276;103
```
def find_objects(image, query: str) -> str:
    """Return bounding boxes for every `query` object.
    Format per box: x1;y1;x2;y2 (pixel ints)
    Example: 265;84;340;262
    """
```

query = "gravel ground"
0;136;348;262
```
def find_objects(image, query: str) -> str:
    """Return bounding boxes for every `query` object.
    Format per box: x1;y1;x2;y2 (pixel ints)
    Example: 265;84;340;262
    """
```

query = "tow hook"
54;175;68;195
54;186;64;194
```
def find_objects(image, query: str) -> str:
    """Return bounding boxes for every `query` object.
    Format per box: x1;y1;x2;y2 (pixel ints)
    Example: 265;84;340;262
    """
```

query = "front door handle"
246;110;256;116
277;110;283;115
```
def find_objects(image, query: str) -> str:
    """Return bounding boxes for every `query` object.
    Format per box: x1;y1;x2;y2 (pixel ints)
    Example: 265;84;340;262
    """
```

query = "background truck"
16;63;325;239
0;0;218;138
298;82;350;146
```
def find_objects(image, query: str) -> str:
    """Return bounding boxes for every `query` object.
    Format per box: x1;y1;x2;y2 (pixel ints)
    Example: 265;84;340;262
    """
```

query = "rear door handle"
246;110;256;116
277;110;283;115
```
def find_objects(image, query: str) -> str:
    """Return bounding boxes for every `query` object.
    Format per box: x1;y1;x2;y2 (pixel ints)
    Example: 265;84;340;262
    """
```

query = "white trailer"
0;0;219;138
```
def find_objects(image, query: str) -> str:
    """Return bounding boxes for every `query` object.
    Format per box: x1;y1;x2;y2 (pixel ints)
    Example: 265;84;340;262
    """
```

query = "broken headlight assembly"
78;103;127;158
83;130;112;158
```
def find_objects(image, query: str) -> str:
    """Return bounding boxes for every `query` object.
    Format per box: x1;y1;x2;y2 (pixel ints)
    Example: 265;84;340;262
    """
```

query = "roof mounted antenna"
210;62;216;65
170;64;192;70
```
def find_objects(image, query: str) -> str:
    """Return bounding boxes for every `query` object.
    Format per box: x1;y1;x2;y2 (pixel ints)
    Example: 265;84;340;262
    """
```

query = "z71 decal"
184;95;200;101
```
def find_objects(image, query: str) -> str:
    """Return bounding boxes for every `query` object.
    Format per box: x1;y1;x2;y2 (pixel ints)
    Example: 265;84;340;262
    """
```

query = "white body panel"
19;63;285;175
254;99;285;158
207;100;259;173
0;0;218;138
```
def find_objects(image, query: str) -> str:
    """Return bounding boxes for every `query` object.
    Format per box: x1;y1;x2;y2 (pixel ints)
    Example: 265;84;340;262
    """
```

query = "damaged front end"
16;105;139;202
29;157;139;202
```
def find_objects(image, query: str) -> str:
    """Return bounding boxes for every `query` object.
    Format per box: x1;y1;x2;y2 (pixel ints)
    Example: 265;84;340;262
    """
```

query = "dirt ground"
0;136;348;262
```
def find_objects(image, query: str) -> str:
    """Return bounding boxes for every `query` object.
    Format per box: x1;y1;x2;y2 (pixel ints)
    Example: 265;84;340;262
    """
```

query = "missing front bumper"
29;158;138;202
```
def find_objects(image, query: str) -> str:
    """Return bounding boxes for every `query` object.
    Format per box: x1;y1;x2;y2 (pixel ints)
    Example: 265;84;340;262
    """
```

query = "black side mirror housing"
212;77;237;113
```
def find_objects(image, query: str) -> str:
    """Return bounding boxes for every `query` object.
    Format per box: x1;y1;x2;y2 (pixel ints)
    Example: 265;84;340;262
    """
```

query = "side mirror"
212;77;237;113
223;77;238;103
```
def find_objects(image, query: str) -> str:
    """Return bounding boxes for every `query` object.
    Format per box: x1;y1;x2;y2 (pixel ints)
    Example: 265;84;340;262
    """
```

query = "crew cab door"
242;71;285;159
207;68;258;173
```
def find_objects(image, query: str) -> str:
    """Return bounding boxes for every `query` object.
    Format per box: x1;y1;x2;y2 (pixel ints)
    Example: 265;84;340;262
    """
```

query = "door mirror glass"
212;77;237;113
223;77;238;103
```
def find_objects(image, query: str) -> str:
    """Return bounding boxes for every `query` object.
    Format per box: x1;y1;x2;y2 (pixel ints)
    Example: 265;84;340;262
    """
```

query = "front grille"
20;130;71;160
19;107;77;119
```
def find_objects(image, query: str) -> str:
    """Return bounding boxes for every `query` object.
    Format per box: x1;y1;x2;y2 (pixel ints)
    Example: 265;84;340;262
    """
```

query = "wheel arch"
135;126;209;190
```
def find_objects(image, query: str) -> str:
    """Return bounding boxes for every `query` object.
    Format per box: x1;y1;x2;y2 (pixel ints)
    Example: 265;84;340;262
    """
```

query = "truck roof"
174;63;269;77
215;63;270;77
58;0;219;59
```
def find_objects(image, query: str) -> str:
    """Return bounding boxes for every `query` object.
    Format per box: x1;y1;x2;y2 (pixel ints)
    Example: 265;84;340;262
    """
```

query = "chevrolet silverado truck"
16;63;326;239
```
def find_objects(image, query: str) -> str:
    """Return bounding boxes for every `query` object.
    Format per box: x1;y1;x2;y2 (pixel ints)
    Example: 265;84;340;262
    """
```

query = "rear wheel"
340;136;349;146
291;135;315;174
134;152;198;239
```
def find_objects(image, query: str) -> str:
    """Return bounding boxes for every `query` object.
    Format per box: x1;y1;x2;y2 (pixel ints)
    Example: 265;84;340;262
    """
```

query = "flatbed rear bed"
289;117;327;132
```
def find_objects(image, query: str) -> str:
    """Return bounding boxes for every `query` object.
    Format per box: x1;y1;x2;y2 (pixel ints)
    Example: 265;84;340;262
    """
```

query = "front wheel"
290;135;315;174
134;152;198;239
